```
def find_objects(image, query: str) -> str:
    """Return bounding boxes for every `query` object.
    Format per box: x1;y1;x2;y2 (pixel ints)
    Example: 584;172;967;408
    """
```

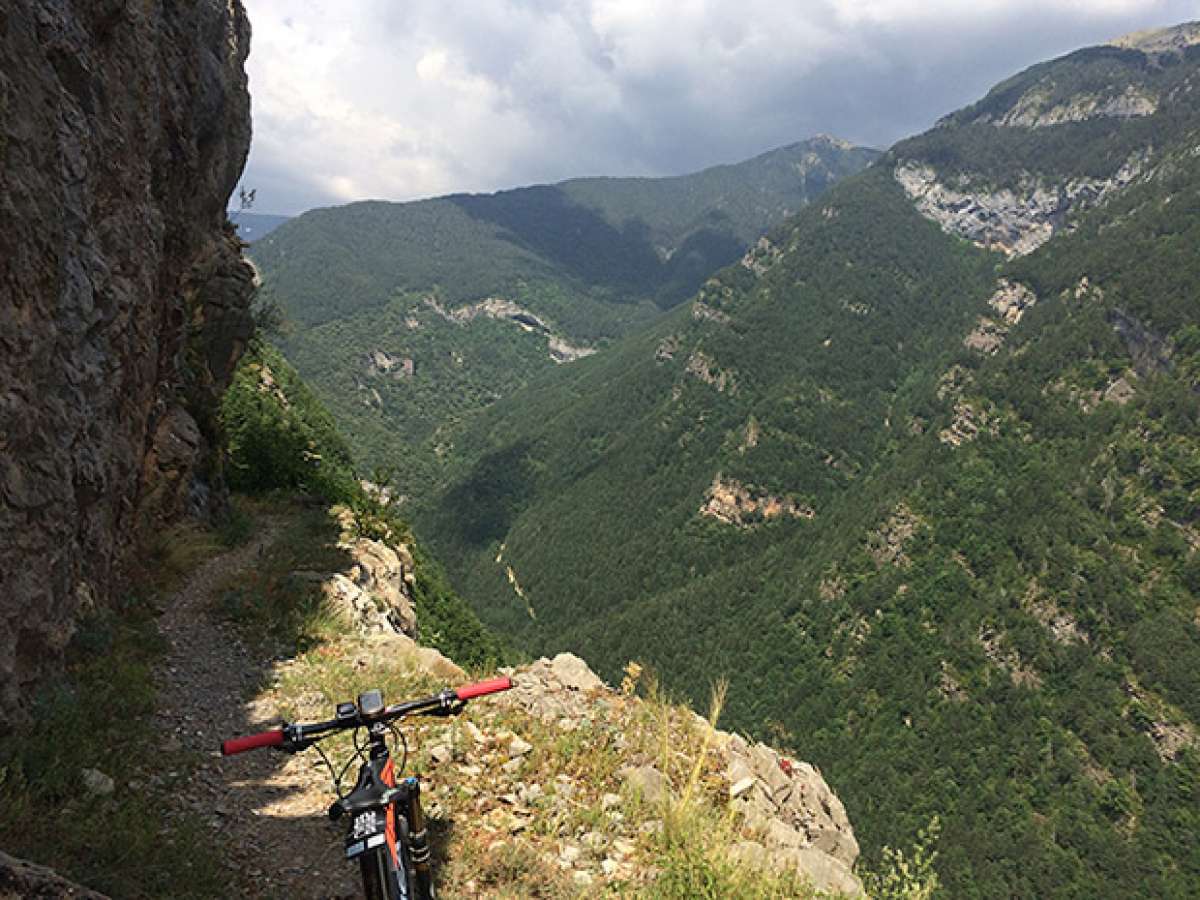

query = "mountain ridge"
254;135;879;493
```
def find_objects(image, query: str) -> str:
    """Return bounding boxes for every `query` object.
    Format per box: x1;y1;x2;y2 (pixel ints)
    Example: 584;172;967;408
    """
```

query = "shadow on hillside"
449;186;662;292
431;441;538;549
448;186;746;308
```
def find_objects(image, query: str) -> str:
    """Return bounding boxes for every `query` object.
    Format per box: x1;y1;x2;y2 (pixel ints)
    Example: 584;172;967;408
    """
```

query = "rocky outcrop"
700;475;815;527
366;349;414;379
982;85;1158;128
0;849;109;899
725;734;861;894
869;503;923;568
894;154;1147;256
424;295;595;364
740;235;784;277
0;1;254;719
294;508;418;637
989;279;1038;325
692;298;733;326
498;653;863;895
939;400;996;447
964;281;1037;354
654;334;682;362
547;335;595;364
963;318;1008;355
1122;677;1200;764
684;350;737;392
978;626;1042;689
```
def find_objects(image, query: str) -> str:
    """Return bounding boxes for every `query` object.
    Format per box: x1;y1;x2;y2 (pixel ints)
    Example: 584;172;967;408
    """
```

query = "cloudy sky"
239;0;1200;216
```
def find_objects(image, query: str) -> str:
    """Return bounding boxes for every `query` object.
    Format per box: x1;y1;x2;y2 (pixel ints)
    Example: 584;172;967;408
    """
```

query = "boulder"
618;765;671;804
549;653;604;692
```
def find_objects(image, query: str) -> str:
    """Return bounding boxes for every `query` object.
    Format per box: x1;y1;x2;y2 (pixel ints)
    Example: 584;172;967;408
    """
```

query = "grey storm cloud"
238;0;1200;216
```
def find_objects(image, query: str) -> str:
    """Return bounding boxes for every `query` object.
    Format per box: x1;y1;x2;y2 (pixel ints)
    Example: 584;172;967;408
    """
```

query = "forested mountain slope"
418;24;1200;897
250;137;877;491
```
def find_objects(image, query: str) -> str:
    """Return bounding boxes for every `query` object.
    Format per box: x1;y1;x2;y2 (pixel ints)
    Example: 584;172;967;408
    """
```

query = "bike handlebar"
220;676;514;756
456;676;512;701
221;728;284;756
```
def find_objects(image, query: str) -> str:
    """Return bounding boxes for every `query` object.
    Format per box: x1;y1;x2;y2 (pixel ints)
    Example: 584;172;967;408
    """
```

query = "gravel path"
154;520;359;899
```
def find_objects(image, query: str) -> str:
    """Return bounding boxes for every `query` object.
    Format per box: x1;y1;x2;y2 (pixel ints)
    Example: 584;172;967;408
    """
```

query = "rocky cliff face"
0;1;254;719
893;153;1147;256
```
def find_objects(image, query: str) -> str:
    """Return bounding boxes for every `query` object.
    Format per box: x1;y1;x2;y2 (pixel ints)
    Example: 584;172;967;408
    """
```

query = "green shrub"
221;341;358;504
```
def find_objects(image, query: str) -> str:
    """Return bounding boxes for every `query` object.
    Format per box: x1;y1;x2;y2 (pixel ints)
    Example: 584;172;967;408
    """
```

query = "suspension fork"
368;724;433;894
404;776;434;893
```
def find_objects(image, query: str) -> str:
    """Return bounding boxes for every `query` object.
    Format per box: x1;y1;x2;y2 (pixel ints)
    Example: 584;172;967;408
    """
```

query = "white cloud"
238;0;1199;214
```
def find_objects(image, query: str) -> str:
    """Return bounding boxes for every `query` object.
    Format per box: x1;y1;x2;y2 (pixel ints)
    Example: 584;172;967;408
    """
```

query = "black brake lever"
429;700;466;718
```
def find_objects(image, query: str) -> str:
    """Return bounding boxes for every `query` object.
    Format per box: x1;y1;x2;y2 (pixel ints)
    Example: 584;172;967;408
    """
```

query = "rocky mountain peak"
1109;21;1200;56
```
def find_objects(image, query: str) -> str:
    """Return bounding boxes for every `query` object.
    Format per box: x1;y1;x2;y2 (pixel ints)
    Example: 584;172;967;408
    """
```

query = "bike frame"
339;723;434;900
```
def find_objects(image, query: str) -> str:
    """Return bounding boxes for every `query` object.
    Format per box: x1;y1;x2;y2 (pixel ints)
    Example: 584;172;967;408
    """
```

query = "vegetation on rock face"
413;31;1200;898
222;341;359;503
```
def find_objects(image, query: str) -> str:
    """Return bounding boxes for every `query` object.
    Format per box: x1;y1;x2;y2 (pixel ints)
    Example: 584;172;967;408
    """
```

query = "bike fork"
401;776;435;896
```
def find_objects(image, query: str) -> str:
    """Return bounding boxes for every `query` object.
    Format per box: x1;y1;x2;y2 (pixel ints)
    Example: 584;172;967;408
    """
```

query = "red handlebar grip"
221;729;284;756
455;676;513;701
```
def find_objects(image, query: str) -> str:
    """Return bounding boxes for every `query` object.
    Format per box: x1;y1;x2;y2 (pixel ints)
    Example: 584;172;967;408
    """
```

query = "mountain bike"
221;676;514;899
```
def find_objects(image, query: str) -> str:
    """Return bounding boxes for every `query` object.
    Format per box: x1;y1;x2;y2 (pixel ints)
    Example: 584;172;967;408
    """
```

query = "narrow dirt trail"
153;520;359;899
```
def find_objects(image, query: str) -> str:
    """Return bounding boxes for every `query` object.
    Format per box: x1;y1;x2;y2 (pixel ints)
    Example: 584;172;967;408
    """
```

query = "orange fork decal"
382;757;400;866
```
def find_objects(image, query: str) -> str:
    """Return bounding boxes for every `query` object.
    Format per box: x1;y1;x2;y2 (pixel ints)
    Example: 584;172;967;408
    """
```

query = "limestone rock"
989;280;1038;325
722;736;858;862
493;651;863;894
894;154;1147;257
1109;22;1200;57
869;503;923;568
1103;376;1136;405
730;840;862;897
619;765;671;804
549;653;604;693
939;401;996;448
963;318;1008;354
300;514;418;639
508;736;534;757
0;0;254;720
685;350;737;393
700;476;816;528
787;846;864;897
424;295;594;364
985;84;1158;128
